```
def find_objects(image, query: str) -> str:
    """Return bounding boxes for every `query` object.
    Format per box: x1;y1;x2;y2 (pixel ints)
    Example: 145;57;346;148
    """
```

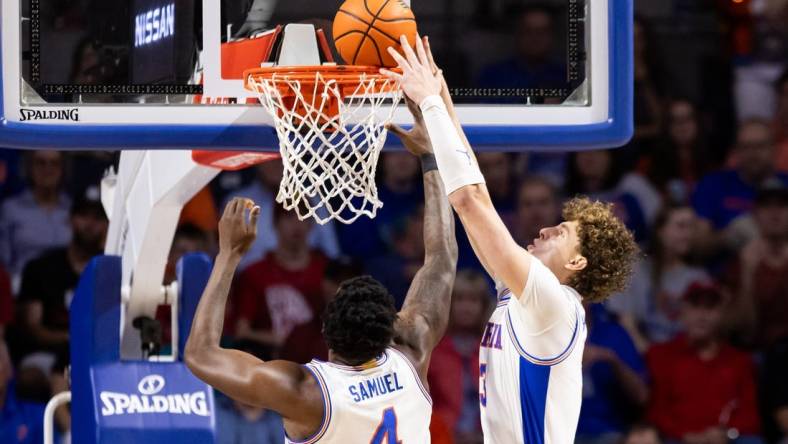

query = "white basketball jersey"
286;348;432;444
479;258;587;444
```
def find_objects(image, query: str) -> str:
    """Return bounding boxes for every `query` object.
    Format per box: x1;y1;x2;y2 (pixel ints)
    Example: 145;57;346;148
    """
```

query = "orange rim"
244;65;402;97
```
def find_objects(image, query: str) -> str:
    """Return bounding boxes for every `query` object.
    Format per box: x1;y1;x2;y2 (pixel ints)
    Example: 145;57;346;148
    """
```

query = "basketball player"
184;113;457;443
382;36;639;443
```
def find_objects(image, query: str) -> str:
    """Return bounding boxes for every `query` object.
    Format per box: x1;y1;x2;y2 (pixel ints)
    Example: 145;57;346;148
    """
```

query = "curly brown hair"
563;197;638;303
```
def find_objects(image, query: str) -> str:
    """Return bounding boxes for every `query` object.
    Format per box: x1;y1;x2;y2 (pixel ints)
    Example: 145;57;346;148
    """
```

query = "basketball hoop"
245;65;402;225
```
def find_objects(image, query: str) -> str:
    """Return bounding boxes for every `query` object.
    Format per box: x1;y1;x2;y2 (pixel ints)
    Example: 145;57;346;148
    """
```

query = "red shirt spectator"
278;257;361;364
234;200;328;348
647;285;761;441
235;250;326;347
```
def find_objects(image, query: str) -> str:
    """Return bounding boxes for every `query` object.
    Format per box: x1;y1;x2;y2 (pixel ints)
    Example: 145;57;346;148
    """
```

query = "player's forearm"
185;252;240;357
419;96;485;196
402;170;457;321
421;170;457;263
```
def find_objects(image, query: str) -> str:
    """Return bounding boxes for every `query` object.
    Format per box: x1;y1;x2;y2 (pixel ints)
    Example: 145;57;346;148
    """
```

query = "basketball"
333;0;418;67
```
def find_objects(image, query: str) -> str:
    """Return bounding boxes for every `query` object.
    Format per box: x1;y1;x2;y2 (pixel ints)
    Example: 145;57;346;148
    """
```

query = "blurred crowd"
4;0;788;444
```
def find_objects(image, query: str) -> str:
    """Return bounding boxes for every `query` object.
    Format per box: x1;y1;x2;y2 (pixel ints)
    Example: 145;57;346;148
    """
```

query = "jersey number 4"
370;407;401;444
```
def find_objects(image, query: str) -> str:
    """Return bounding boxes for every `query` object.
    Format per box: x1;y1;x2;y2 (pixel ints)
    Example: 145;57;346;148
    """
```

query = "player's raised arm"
387;97;458;377
382;36;539;298
184;198;321;427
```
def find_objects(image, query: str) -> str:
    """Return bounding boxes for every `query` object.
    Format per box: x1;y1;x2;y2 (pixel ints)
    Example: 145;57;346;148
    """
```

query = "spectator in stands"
513;176;561;248
428;270;491;444
11;191;107;362
365;205;425;307
608;204;709;351
477;4;566;94
576;304;648;444
279;256;362;364
565;150;648;242
214;342;284;444
0;151;71;279
477;153;517;229
643;99;714;203
622;424;662;444
338;152;422;258
722;181;788;349
647;283;762;444
164;223;211;285
0;340;47;444
693;119;788;254
234;204;327;349
226;160;339;270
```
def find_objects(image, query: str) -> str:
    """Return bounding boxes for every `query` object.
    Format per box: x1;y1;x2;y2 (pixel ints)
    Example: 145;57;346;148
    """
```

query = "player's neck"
536;253;573;285
328;351;376;368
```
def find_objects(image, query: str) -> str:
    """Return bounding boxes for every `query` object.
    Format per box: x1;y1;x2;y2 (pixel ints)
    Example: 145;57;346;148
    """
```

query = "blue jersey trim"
285;364;332;444
518;356;550;444
505;301;581;366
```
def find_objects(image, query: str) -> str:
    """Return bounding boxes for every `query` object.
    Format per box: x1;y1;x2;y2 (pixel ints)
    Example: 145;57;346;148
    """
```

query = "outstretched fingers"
415;35;430;70
379;68;404;82
386;46;412;74
248;205;261;235
399;35;422;71
423;36;439;74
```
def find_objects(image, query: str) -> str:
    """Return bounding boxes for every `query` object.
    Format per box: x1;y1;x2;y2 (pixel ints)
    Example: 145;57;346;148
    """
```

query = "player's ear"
565;255;587;272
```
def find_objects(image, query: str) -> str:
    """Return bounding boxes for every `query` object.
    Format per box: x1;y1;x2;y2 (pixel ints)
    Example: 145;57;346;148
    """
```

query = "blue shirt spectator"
0;151;71;280
0;381;47;444
577;305;648;444
214;392;284;444
692;170;788;229
692;119;788;249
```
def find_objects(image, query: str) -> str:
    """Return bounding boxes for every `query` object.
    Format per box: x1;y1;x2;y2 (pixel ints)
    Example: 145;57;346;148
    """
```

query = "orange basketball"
333;0;418;67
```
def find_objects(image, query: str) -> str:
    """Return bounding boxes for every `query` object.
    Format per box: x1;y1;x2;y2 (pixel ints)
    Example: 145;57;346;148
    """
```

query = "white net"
247;69;401;225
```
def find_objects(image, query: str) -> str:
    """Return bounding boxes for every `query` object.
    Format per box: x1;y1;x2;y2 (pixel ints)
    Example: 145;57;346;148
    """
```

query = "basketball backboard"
0;0;632;151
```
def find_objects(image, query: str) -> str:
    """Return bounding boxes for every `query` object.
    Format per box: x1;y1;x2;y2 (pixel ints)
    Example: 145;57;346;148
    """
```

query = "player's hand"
381;35;442;106
386;97;433;156
219;198;260;258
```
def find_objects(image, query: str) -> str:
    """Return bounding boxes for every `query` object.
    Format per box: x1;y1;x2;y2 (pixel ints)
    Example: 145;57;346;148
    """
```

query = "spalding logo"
19;108;79;122
137;375;165;395
99;374;210;417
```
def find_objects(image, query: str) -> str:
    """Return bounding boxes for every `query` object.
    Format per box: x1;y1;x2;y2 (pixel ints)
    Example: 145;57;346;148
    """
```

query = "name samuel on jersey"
348;372;404;402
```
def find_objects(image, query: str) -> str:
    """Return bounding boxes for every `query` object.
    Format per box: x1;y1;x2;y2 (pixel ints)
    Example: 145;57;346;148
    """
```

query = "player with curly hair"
382;36;639;443
184;96;458;443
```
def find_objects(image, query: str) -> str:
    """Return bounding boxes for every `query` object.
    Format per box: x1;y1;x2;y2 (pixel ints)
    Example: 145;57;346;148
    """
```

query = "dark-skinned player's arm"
387;94;458;380
184;198;322;428
382;36;534;298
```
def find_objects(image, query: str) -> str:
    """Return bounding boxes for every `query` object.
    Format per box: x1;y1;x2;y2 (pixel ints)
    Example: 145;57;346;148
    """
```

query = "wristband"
420;153;438;173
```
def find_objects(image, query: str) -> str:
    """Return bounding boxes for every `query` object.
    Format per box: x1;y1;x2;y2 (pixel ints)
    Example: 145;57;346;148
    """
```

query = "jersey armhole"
504;301;583;366
388;348;432;405
286;364;332;444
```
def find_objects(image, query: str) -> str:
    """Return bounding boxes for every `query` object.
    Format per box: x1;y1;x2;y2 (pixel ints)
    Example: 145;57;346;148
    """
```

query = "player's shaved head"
322;276;398;366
